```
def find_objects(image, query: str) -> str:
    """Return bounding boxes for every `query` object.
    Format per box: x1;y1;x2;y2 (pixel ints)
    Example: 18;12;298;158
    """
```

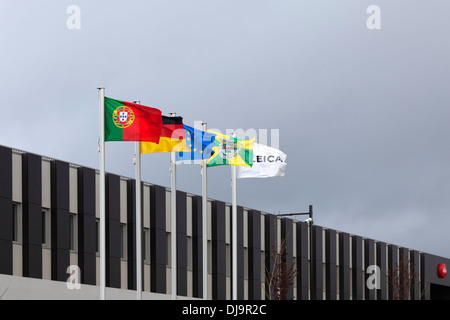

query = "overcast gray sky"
2;1;450;258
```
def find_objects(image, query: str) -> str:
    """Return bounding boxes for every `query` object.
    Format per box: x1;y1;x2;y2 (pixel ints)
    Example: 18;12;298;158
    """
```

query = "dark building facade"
1;145;449;300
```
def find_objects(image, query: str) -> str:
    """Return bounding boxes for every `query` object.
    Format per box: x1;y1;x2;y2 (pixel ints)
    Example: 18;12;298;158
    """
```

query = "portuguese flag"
140;115;190;153
104;97;163;142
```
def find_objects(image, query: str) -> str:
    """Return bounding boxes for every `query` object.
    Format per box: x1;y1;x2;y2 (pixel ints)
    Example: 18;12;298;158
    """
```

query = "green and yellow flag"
206;131;255;168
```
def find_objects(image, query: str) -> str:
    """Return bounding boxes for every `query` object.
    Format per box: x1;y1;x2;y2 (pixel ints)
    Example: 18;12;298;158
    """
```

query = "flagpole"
133;101;143;300
201;122;208;300
97;87;106;300
170;112;177;300
231;132;237;300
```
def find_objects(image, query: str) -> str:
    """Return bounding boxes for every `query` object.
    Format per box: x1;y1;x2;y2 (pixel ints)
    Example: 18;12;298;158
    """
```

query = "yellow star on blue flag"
176;125;216;163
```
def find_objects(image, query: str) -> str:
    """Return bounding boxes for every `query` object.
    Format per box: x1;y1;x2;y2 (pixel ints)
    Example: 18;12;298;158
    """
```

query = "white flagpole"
201;122;208;300
170;112;177;300
133;101;142;300
231;132;237;300
98;87;106;300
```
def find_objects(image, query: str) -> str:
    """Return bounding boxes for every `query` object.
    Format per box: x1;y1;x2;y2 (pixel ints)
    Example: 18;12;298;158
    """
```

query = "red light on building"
438;263;447;278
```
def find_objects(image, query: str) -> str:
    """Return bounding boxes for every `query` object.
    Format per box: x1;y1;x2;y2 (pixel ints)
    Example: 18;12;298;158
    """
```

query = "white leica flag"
236;143;287;179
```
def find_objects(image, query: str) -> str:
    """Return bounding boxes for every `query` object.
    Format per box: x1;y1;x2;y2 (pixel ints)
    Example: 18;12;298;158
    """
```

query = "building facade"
0;145;449;300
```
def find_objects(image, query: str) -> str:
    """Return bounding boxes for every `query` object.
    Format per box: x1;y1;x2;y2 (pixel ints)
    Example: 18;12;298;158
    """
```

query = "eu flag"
176;125;216;163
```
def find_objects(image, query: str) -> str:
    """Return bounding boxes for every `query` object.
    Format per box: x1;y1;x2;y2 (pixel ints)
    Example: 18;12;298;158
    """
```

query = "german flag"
140;115;190;153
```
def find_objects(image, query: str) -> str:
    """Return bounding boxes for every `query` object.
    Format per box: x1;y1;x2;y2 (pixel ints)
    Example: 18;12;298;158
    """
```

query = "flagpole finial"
97;87;105;90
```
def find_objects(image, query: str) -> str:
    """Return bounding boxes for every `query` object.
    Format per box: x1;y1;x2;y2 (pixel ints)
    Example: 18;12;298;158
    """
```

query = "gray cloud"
1;0;450;258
